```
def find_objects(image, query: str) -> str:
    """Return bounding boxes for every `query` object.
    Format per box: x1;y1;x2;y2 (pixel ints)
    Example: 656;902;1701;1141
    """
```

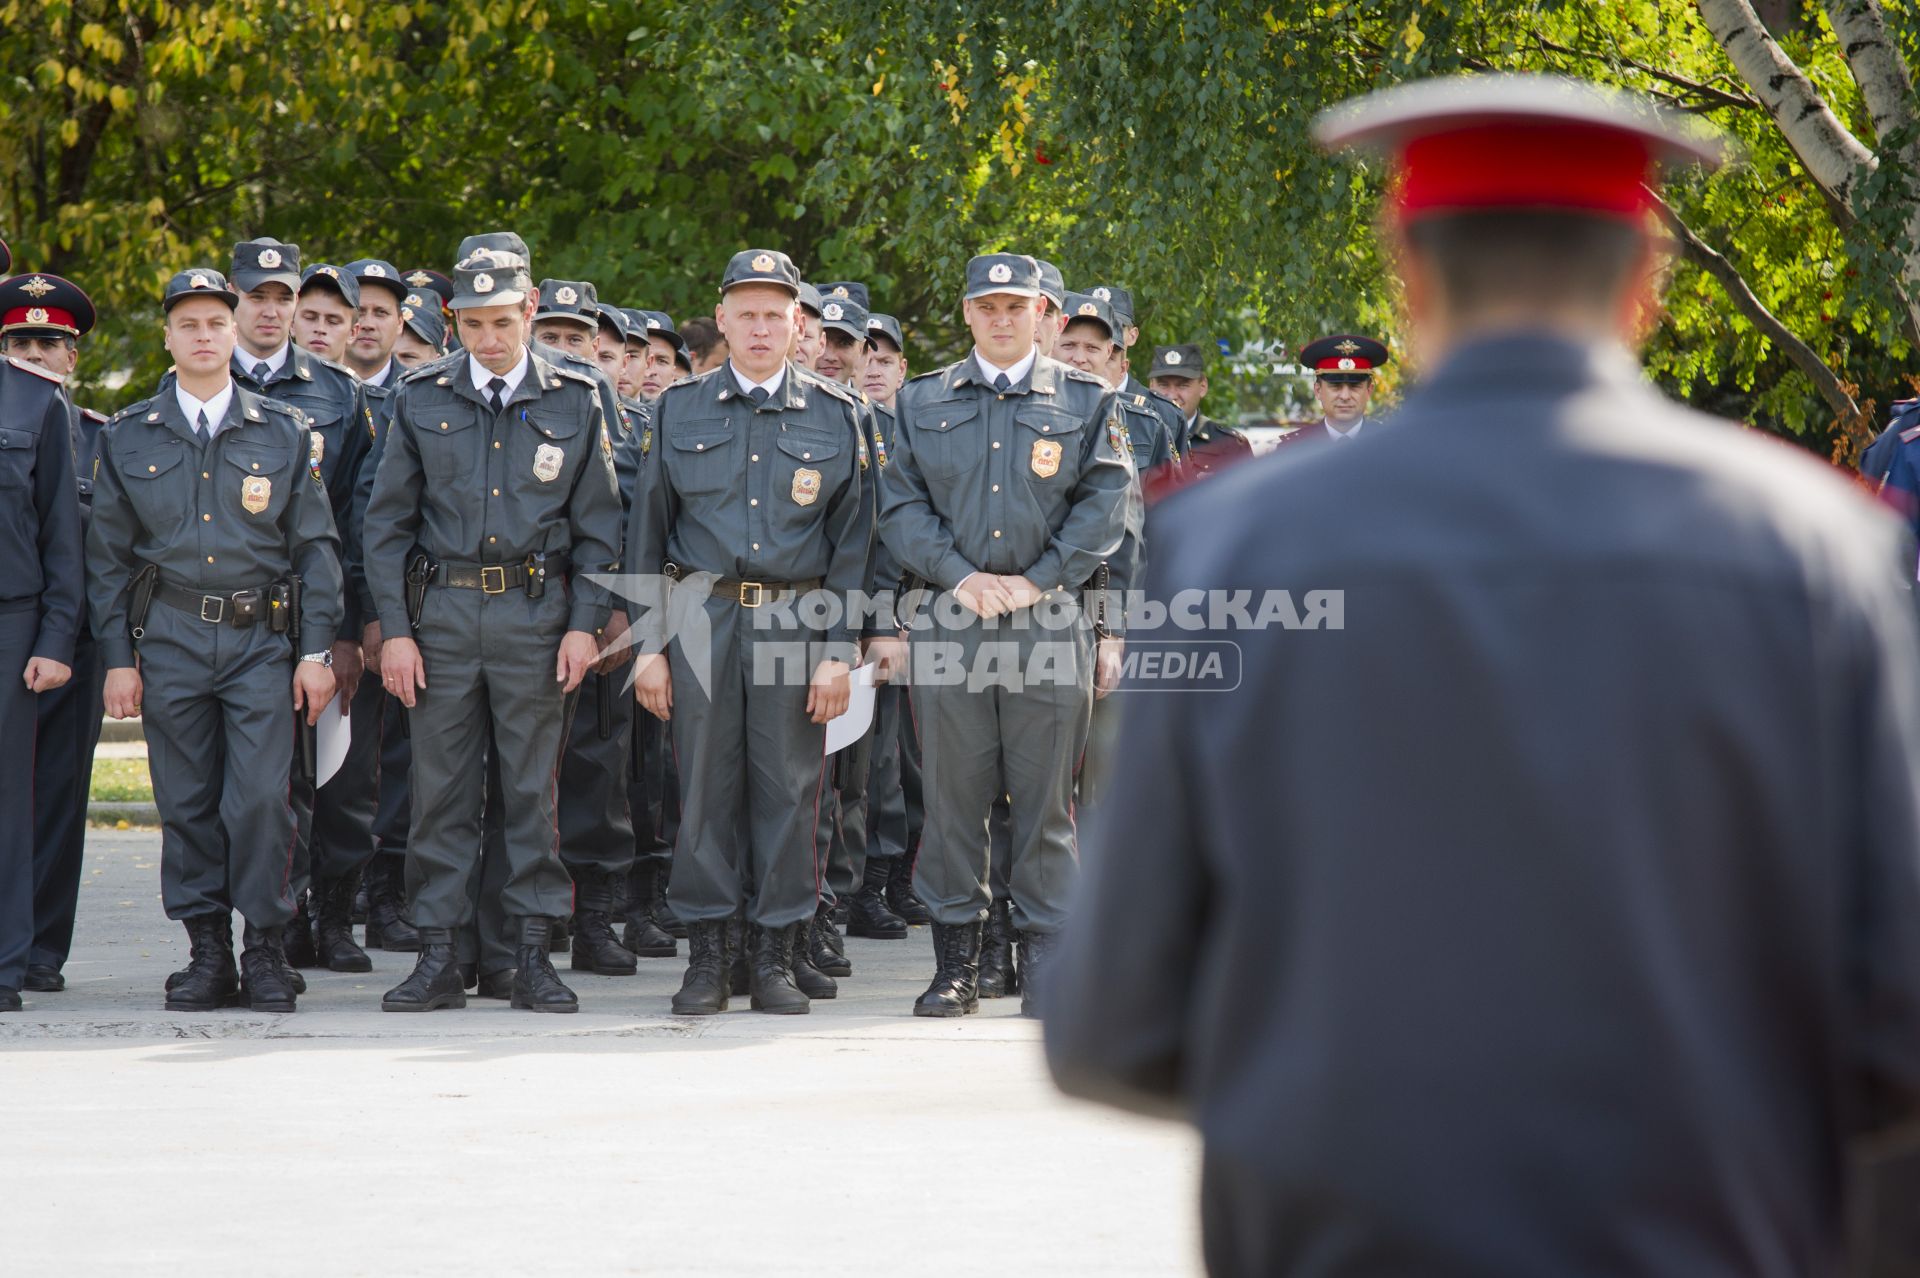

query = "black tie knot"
487;377;508;413
195;409;210;435
252;361;270;382
992;372;1012;392
748;386;771;407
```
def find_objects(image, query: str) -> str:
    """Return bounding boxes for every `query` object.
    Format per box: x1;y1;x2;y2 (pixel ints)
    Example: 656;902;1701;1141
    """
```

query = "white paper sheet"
825;662;879;755
315;697;352;787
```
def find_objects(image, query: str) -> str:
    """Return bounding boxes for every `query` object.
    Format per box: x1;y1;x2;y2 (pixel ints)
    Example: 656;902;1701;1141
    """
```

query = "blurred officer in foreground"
89;269;340;1014
3;271;105;995
0;267;84;1012
1047;75;1920;1276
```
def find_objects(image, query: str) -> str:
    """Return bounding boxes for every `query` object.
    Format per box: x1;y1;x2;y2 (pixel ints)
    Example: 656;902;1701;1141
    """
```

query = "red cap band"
1394;122;1654;222
1314;357;1373;372
2;305;77;333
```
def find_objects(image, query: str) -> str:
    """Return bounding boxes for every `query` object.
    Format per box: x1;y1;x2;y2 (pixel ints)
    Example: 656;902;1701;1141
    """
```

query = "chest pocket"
221;444;292;521
121;440;190;535
414;398;482;483
0;425;38;492
915;403;982;479
668;417;736;495
516;401;585;488
1014;405;1082;485
774;430;841;513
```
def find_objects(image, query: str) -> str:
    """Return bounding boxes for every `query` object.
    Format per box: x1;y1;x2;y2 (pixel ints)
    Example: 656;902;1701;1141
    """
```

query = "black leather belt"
154;580;277;627
663;563;821;608
437;555;571;594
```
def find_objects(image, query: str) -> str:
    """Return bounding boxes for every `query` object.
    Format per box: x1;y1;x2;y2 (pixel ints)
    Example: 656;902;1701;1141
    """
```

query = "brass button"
991;484;1000;493
202;514;211;522
751;453;759;462
252;462;261;470
695;443;704;451
1041;424;1051;432
997;394;1005;401
992;530;1002;538
750;498;759;507
939;421;947;428
492;488;500;496
206;555;215;563
440;422;449;430
494;441;501;449
147;465;157;473
488;536;497;544
802;452;811;460
752;542;761;551
202;472;210;479
991;442;1001;450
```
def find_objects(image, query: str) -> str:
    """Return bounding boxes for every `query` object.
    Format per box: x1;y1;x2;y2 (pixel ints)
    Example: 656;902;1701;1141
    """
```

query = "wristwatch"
300;651;333;668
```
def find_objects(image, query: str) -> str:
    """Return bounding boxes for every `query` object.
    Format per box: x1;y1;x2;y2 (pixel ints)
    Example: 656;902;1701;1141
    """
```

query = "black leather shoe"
977;900;1019;999
793;918;838;1000
571;868;639;975
886;853;932;926
165;914;242;1011
381;928;468;1012
512;918;579;1013
0;986;21;1012
1017;929;1059;1019
670;921;732;1016
477;969;515;1000
810;902;851;977
283;893;321;968
748;922;810;1015
315;872;374;973
240;922;299;1013
913;919;984;1018
848;856;908;939
621;862;678;957
727;918;751;997
459;962;478;990
548;916;571;954
363;858;421;952
24;964;64;992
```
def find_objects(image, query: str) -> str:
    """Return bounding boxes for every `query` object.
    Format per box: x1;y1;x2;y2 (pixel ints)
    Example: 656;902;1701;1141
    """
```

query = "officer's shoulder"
240;388;309;434
79;407;109;425
657;370;716;410
1058;364;1107;391
1145;386;1183;413
799;369;860;408
104;397;156;430
5;355;65;389
398;352;462;385
298;347;359;387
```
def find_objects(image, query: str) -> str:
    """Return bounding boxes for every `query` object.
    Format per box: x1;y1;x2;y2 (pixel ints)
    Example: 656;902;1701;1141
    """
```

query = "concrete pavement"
0;831;1202;1275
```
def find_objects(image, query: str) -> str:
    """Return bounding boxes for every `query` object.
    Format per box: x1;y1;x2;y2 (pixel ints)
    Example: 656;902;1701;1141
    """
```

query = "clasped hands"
953;572;1044;619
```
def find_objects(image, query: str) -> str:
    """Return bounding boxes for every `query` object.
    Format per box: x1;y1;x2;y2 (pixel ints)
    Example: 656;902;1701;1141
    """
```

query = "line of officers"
0;230;1373;1018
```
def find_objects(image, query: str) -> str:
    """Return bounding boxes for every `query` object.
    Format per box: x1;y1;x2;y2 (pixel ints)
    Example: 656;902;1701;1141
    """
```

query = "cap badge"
1165;350;1182;365
401;307;414;321
1092;286;1111;301
189;273;212;289
474;273;495;294
823;303;844;321
24;308;49;325
988;263;1013;284
1334;339;1360;356
1337;358;1356;370
407;271;432;286
258;248;283;269
365;264;387;277
1076;302;1097;317
318;266;340;279
830;286;849;298
555;286;579;305
645;316;660;329
21;276;54;299
751;253;776;273
405;293;425;308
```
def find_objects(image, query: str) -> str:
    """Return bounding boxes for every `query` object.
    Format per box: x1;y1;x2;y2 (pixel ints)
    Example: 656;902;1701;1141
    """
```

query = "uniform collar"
1324;417;1365;441
973;347;1036;389
467;348;531;402
174;379;236;435
727;360;785;400
363;360;396;389
715;360;806;412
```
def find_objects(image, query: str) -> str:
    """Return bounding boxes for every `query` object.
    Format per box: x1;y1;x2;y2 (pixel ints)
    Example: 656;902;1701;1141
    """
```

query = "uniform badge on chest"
242;475;273;514
533;442;564;483
309;429;325;467
792;467;822;506
1031;438;1062;478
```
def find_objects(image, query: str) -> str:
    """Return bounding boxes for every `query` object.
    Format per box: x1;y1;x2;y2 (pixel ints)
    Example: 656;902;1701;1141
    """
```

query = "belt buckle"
738;581;764;608
480;565;509;595
199;595;226;624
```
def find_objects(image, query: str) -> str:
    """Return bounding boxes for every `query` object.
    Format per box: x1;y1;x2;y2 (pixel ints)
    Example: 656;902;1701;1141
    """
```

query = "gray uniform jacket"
880;354;1130;596
87;383;344;667
361;348;622;641
1045;334;1920;1276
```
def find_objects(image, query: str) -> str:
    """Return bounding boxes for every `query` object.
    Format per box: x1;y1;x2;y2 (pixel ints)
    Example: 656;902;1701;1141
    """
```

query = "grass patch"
91;756;153;804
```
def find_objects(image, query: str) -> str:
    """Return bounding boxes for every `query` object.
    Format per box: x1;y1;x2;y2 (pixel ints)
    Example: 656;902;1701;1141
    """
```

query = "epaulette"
1901;423;1920;444
806;374;860;407
904;368;947;386
548;360;600;389
292;345;357;385
107;398;154;426
6;354;64;384
79;407;108;424
1145;386;1182;411
1060;366;1106;386
399;352;464;384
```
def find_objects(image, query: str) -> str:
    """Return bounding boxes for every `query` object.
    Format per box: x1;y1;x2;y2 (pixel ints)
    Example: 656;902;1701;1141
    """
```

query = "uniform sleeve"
345;411;387;628
330;382;375;639
1044;536;1207;1121
285;429;344;652
865;410;905;636
564;390;621;634
31;388;84;666
816;403;874;658
84;425;142;669
877;387;978;593
362;386;427;641
624;395;679;648
1023;391;1130;592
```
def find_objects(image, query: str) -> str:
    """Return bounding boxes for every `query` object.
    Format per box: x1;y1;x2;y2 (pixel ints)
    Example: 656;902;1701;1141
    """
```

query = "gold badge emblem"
1076;302;1097;317
319;266;340;280
258;248;283;269
309;429;325;466
407;271;433;286
792;467;822;505
533;442;564;482
1031;438;1062;478
751;253;776;273
1337;358;1356;371
21;276;54;299
1092;286;1111;301
405;292;426;308
189;273;211;290
823;302;844;321
24;308;48;325
1334;339;1360;356
241;475;272;513
401;307;414;322
641;426;654;457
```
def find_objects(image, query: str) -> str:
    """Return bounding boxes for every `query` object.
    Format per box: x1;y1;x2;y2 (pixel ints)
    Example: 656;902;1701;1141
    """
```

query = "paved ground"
1;831;1201;1276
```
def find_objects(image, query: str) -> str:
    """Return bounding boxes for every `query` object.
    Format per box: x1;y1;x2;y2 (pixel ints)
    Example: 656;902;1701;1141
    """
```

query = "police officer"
87;268;342;1013
792;281;826;370
1;270;103;995
1091;284;1188;459
1273;334;1389;448
294;264;359;365
1034;261;1067;359
625;309;684;403
1059;292;1176;476
228;238;372;970
363;245;622;1014
1146;343;1250;480
627;248;872;1016
880;252;1130;1018
0;270;85;1012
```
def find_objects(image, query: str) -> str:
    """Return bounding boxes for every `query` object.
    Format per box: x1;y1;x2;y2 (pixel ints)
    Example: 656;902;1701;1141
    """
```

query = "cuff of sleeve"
934;553;978;594
379;617;413;643
1025;553;1067;594
820;635;860;666
569;602;610;634
306;626;338;651
32;628;76;668
102;636;136;669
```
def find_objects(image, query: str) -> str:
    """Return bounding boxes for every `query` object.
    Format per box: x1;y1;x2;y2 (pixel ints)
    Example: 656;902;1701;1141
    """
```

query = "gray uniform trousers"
138;602;298;927
667;596;829;931
559;668;635;878
911;603;1091;933
406;584;575;929
309;676;383;879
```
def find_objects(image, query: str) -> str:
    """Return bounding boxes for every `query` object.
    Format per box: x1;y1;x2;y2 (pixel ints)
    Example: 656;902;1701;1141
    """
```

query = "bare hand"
381;636;426;708
865;634;908;685
633;652;672;721
555;629;597;692
955;571;1014;619
361;620;384;680
292;660;338;727
1095;636;1125;700
594;610;633;675
104;667;143;718
807;659;852;724
24;657;71;693
331;640;363;706
998;574;1044;612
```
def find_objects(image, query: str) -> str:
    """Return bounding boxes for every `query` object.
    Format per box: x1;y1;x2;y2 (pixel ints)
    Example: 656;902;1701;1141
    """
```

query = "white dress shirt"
175;380;236;438
975;347;1036;388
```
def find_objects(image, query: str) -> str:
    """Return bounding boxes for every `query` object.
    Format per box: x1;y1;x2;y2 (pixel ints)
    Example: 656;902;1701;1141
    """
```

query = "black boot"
659;891;689;939
240;922;299;1013
512;918;579;1013
363;858;421;952
570;868;639;975
282;891;321;968
671;921;731;1016
913;919;984;1018
848;855;908;939
351;878;369;924
977;900;1019;999
727;917;751;996
1017;930;1059;1019
165;914;241;1011
621;862;677;958
477;969;514;999
314;872;373;973
548;917;571;954
749;922;810;1015
811;901;851;977
792;916;838;1000
886;853;931;926
0;987;18;1012
381;927;468;1012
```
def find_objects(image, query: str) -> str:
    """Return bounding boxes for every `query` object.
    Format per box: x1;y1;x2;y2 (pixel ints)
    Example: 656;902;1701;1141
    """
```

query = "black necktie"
487;377;507;415
992;373;1011;392
252;361;270;383
748;386;770;407
195;409;210;436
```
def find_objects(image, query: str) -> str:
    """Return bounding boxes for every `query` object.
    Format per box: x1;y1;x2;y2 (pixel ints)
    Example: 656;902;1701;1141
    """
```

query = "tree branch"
1650;189;1862;423
1821;0;1920;165
1533;34;1763;113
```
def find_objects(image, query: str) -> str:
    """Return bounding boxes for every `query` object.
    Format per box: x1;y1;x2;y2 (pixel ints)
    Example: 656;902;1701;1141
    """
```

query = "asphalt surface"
0;831;1201;1275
